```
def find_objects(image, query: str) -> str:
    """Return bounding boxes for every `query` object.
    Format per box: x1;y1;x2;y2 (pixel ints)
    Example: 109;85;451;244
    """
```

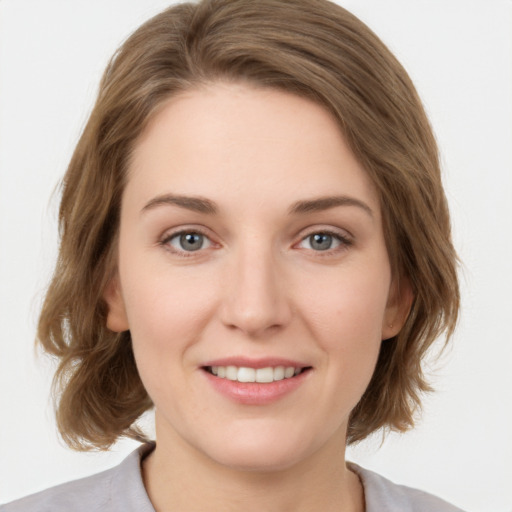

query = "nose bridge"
220;236;290;336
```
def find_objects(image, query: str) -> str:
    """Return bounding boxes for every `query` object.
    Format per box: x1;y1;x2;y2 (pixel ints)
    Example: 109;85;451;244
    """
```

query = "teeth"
238;367;256;382
273;366;285;380
255;367;273;383
208;365;302;383
226;366;238;380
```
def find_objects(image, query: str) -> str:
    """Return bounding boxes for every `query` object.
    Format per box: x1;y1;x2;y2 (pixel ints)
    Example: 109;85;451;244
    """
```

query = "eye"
163;231;212;254
298;231;350;252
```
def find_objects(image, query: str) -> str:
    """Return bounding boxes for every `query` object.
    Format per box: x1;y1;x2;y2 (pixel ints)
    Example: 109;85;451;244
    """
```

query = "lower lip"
202;369;311;405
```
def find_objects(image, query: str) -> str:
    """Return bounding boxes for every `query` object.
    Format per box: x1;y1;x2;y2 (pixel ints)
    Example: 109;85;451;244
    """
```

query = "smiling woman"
105;86;404;485
1;0;462;511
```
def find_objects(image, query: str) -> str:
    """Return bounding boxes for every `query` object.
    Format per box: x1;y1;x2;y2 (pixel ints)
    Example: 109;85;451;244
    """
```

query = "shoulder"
0;443;156;512
349;463;465;512
1;466;115;512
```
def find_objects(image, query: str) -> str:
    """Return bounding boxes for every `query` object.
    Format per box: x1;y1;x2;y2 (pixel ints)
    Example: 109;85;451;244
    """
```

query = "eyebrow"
288;196;374;217
142;194;218;215
141;193;373;218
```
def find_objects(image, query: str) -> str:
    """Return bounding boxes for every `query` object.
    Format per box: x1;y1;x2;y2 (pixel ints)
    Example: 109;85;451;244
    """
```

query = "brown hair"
38;0;459;450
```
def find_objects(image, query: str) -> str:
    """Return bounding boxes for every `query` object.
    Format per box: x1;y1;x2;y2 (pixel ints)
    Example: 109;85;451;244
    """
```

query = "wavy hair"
37;0;459;449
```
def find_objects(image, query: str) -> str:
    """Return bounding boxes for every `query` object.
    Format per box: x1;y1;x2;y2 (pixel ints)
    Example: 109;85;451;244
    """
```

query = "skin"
105;82;411;512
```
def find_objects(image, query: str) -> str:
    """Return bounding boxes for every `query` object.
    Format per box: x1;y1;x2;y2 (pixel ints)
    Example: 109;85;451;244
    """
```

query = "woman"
1;0;462;510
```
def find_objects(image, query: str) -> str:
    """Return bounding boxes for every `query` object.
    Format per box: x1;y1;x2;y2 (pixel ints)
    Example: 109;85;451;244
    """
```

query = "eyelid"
159;226;217;257
296;224;353;241
294;227;353;253
157;224;353;257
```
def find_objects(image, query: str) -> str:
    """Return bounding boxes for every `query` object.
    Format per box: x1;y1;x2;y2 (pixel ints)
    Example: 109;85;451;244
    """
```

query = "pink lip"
200;358;312;405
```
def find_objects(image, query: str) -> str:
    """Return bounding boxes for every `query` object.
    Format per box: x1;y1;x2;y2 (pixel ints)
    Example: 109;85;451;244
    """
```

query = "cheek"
298;265;391;346
123;278;216;349
296;262;390;396
281;266;391;437
117;244;219;350
119;268;218;404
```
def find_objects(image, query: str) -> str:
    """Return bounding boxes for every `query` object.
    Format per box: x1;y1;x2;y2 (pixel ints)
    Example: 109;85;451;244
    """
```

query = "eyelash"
296;230;353;256
159;228;352;258
159;228;213;257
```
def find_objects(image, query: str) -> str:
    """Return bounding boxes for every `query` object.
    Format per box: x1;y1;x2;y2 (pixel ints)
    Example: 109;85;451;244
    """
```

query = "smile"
202;361;312;404
205;365;306;383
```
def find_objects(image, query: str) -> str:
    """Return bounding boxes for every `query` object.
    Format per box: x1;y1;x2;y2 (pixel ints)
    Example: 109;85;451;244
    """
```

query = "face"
106;83;409;472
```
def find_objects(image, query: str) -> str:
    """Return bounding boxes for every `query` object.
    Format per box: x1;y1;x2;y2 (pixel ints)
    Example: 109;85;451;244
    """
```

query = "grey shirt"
1;443;464;511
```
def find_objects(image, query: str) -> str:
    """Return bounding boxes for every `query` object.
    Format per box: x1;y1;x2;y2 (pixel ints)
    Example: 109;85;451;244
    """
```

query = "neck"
142;426;364;512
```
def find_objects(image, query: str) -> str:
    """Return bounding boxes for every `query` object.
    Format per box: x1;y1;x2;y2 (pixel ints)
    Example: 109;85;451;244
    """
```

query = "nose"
219;244;292;338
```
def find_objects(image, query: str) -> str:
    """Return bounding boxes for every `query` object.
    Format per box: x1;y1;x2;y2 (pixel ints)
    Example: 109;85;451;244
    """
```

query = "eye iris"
179;233;203;251
310;233;332;251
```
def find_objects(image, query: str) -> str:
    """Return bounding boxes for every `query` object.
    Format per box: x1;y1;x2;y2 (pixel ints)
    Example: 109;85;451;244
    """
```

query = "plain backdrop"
1;1;511;511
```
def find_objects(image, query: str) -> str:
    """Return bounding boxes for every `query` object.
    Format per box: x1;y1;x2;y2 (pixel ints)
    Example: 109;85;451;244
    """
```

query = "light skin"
105;82;411;512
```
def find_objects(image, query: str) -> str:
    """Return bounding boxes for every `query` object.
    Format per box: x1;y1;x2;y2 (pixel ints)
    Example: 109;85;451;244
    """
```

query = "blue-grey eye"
168;232;211;252
300;232;342;251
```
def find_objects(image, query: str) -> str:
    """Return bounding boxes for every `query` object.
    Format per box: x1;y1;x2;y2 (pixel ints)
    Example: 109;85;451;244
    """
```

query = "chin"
199;424;327;473
211;444;306;473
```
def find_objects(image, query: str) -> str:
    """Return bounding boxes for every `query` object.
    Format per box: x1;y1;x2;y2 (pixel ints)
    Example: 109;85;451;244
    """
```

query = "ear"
103;275;129;333
381;276;414;340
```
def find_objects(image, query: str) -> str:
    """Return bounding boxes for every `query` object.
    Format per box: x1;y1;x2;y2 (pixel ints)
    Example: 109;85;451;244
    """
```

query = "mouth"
203;365;312;383
201;359;313;404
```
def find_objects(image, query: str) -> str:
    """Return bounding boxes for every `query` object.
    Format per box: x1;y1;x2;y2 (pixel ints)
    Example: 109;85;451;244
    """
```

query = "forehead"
126;82;380;218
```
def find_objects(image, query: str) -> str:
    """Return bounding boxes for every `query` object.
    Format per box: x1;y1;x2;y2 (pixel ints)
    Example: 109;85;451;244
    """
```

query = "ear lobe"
382;277;414;340
103;276;129;333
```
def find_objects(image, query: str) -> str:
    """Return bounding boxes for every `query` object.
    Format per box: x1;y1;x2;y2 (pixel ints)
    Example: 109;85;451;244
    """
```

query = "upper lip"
201;357;310;369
